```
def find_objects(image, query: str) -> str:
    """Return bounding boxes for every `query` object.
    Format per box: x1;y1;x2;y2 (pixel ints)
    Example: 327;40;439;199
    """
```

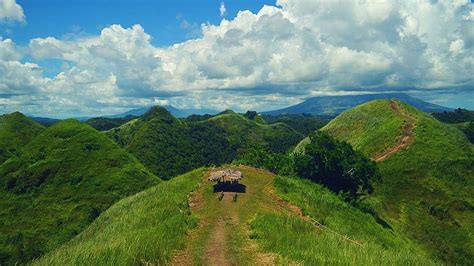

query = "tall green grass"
250;175;437;264
321;99;474;263
33;168;205;265
251;213;436;265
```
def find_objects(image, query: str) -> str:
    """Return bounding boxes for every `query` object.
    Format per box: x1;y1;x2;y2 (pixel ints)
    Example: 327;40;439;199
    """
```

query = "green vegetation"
206;112;302;154
294;131;379;198
86;115;137;131
108;107;302;179
322;99;474;264
432;108;474;124
262;113;331;135
237;131;380;200
322;100;408;157
431;108;474;143
0;112;45;164
249;174;435;264
107;107;235;179
33;168;204;265
0;119;159;264
453;121;474;143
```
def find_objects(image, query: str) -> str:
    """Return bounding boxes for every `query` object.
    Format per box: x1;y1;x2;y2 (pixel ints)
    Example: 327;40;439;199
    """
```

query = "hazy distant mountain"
108;105;219;118
263;93;452;116
29;116;61;126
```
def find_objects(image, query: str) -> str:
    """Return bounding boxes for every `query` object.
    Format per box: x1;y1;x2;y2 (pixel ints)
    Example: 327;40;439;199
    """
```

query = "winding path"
373;100;416;162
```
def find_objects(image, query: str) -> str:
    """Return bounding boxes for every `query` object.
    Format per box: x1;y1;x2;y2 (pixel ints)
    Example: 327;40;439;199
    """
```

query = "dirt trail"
373;100;416;162
170;166;297;265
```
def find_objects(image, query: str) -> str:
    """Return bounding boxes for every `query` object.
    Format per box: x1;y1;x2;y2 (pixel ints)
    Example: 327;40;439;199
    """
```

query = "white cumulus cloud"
0;0;473;116
0;0;25;23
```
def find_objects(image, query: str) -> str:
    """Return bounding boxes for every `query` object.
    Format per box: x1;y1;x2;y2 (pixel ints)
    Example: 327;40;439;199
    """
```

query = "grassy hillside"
250;174;435;264
0;112;45;164
0;119;159;264
107;107;235;179
33;168;204;265
107;107;302;179
206;113;303;153
321;100;474;264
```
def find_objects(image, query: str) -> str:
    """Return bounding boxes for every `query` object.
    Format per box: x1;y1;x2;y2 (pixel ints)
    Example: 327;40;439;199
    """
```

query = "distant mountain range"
262;93;452;116
27;93;451;125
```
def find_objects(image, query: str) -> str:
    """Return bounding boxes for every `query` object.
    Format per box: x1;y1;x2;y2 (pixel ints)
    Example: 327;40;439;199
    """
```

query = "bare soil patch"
374;100;416;162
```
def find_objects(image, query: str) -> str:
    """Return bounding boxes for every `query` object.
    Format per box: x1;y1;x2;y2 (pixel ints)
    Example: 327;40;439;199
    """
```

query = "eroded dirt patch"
374;100;416;162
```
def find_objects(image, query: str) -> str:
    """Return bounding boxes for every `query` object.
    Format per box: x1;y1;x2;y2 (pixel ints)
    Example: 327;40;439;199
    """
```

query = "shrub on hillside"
294;132;379;198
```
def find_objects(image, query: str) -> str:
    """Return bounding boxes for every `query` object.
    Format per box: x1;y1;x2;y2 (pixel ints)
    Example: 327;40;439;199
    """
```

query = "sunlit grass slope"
0;112;45;164
250;175;436;264
0;120;159;264
33;168;205;265
321;99;474;264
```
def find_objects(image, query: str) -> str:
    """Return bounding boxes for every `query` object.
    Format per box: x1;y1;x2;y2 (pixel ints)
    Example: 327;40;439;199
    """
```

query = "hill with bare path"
322;99;474;264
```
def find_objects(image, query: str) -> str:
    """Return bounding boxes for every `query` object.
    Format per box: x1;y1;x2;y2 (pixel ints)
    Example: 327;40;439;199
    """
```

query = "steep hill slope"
0;112;45;164
34;166;435;265
0;119;159;264
264;93;451;116
321;100;474;264
107;107;302;179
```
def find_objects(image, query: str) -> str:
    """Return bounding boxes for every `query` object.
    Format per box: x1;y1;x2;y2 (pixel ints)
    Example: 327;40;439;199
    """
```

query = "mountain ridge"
263;93;452;116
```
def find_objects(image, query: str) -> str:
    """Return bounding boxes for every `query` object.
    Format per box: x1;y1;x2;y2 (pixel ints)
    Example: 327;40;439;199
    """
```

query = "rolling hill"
107;107;302;179
319;99;474;264
33;167;435;265
263;93;452;116
0;112;45;164
0;117;160;265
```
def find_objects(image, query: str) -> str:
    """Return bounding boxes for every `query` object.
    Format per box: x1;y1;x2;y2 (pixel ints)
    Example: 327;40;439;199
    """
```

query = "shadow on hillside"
213;182;246;193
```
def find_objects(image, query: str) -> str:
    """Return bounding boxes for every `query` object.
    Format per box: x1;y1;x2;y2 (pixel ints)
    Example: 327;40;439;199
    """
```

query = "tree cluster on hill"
236;131;380;200
432;108;474;123
86;115;138;131
431;108;474;143
262;113;331;135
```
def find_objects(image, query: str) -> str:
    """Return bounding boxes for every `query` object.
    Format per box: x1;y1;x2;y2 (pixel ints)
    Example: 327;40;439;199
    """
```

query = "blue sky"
7;0;274;46
0;0;472;117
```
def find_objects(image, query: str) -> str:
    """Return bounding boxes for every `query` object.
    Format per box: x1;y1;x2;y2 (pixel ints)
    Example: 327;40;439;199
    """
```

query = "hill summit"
321;99;473;264
0;117;159;264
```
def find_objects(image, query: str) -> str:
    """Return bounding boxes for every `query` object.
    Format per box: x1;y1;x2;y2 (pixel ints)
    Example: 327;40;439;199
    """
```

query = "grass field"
32;165;441;264
249;174;436;265
321;99;474;264
33;168;205;265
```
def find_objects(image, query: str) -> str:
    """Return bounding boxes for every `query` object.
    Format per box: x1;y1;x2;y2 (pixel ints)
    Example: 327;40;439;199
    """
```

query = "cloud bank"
0;0;473;117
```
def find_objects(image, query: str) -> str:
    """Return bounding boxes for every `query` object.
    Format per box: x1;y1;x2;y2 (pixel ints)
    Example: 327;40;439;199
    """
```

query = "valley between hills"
0;99;473;265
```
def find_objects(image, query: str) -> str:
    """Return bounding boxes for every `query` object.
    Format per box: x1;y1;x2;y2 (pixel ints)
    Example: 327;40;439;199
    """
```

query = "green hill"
33;166;435;265
107;107;302;179
320;100;474;264
0;112;45;164
33;168;204;265
206;113;303;153
0;118;159;264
